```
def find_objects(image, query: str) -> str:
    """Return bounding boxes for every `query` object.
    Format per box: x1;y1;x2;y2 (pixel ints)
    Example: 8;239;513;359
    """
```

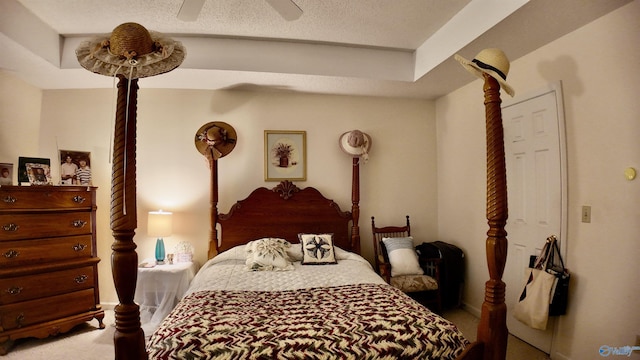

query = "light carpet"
4;307;549;359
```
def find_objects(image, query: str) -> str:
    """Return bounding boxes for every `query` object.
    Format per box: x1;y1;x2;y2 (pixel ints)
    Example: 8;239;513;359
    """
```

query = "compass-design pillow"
298;233;337;265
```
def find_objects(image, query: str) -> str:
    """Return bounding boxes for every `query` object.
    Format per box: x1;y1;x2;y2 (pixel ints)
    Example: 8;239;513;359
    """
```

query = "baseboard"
552;351;570;360
100;302;117;310
461;302;481;318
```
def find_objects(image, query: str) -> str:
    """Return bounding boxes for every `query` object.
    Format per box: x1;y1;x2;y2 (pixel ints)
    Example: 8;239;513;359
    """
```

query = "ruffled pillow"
245;238;294;271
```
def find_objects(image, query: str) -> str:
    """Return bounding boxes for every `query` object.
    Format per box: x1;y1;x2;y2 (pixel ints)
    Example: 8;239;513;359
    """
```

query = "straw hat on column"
454;48;514;97
195;122;238;160
339;130;372;163
76;22;185;79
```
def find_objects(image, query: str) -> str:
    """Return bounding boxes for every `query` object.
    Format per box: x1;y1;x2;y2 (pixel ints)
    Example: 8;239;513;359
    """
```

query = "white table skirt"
134;261;199;335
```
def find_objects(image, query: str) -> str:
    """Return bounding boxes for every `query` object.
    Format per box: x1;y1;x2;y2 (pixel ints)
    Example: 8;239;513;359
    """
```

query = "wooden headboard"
213;181;356;256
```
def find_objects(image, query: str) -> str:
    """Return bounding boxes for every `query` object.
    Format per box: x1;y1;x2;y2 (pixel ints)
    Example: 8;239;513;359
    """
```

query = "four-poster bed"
85;22;512;359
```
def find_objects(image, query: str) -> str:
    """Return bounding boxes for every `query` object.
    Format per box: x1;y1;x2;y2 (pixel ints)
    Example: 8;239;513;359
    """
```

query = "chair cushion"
391;274;439;293
382;237;423;276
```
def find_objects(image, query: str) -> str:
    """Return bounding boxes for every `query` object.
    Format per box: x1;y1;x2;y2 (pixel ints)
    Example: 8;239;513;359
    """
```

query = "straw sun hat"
195;122;238;160
454;48;514;97
76;22;185;79
339;130;371;162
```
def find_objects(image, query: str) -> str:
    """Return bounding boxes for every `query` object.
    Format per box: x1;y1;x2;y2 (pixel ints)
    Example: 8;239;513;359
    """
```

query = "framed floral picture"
264;130;306;181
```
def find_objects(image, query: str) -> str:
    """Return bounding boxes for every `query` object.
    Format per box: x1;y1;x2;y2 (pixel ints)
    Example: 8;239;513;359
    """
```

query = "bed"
108;72;508;360
144;181;469;359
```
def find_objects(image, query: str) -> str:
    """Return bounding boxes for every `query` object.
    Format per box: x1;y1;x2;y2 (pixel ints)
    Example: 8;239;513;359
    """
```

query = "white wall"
0;71;42;180
436;1;640;359
29;88;437;307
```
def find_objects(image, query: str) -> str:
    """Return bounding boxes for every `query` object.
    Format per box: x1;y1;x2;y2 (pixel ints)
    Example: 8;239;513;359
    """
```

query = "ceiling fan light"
178;0;206;22
265;0;303;21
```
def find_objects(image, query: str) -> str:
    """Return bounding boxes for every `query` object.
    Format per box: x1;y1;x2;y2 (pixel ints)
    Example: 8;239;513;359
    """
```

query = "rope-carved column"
476;73;509;360
110;75;147;360
351;157;361;253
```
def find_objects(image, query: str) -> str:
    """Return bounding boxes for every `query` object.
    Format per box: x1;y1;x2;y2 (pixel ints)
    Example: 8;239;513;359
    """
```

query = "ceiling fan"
178;0;303;22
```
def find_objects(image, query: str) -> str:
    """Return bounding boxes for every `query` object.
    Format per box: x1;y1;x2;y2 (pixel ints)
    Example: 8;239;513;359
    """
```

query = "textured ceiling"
0;0;633;99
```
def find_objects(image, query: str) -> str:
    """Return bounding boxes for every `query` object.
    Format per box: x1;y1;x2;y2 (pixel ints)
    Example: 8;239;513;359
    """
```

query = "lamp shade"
148;210;173;237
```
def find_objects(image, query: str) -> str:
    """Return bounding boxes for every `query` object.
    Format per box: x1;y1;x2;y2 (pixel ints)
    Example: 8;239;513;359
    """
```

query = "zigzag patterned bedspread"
147;283;469;359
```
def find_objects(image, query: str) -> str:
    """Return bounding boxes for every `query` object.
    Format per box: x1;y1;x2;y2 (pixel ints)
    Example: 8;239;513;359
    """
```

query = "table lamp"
148;210;173;264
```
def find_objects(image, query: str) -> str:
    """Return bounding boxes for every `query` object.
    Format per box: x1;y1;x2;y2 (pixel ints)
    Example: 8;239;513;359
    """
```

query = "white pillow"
286;244;303;262
245;238;294;271
382;237;423;277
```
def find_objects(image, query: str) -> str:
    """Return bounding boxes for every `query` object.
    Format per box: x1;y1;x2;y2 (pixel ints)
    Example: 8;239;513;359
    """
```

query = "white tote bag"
513;267;556;330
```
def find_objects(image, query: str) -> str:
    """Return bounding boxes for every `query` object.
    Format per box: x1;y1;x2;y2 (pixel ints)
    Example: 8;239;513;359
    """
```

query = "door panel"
502;83;567;354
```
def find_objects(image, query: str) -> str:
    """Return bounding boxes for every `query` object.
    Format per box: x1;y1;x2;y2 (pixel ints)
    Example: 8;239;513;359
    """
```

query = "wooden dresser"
0;186;104;355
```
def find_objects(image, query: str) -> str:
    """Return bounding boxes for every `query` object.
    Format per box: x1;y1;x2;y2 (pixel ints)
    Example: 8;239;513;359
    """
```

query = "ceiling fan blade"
178;0;206;22
264;0;303;21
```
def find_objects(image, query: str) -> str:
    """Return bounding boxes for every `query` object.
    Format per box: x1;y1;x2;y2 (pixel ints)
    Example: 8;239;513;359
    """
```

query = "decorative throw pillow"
382;237;424;277
298;233;337;265
245;238;294;271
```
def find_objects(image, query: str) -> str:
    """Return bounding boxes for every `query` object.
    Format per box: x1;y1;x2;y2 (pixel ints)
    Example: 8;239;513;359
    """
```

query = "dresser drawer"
0;288;96;330
0;212;92;241
0;188;94;210
0;266;95;305
0;235;93;268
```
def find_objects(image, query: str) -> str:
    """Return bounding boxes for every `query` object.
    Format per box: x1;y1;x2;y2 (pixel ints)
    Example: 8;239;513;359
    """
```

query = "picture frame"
0;163;13;186
26;162;52;185
18;157;50;185
59;150;92;186
264;130;307;181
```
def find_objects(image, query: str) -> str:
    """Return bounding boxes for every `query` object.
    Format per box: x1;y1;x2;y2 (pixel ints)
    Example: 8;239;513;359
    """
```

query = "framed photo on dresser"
0;163;13;186
59;150;92;186
18;157;50;185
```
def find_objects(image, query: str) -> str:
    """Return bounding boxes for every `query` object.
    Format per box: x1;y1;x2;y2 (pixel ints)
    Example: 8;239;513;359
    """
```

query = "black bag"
546;236;570;316
416;241;465;308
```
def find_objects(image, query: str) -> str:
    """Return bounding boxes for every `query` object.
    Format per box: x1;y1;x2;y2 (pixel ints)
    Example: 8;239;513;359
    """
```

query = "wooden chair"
372;215;442;312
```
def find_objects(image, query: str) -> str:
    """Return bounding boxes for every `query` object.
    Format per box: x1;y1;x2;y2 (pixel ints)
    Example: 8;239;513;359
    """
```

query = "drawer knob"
6;286;23;295
72;243;88;252
2;223;19;232
74;274;88;284
72;195;86;204
72;220;87;228
3;249;20;258
2;195;17;203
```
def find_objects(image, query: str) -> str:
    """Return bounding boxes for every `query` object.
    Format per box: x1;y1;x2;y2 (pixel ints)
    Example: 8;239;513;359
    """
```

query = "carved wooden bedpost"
476;73;509;360
194;121;237;259
351;157;361;253
75;22;185;360
339;130;370;254
208;158;219;259
110;76;147;360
